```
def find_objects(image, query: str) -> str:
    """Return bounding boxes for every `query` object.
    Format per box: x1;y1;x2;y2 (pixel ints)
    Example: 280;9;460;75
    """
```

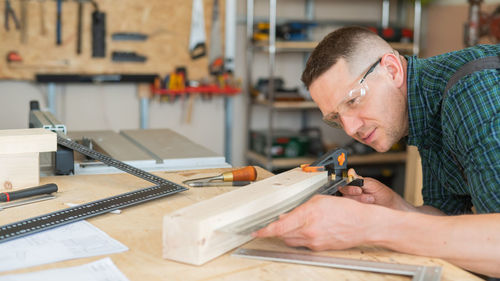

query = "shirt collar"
406;55;428;147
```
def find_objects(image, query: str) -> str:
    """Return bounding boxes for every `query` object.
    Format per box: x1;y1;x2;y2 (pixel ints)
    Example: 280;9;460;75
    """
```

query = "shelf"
253;99;318;109
247;151;317;169
247;150;407;170
253;41;414;53
152;85;241;96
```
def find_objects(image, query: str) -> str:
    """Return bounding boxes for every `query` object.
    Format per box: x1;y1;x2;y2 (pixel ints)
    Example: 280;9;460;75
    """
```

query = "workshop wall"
0;0;222;80
0;0;497;167
421;0;499;58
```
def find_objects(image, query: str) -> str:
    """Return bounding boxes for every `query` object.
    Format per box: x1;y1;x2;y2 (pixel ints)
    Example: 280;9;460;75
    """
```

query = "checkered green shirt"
406;44;500;215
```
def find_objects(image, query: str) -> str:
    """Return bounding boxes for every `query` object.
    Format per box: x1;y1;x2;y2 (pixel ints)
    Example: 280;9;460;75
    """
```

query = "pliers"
5;0;20;30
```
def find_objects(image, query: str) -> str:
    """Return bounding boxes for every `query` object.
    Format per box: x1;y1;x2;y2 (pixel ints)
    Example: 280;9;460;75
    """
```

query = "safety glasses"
322;58;381;129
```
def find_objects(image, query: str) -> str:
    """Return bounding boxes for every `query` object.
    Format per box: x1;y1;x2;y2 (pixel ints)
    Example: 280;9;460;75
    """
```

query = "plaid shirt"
406;44;500;215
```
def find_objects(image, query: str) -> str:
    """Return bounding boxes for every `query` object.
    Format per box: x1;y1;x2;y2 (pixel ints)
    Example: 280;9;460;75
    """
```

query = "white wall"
0;81;228;162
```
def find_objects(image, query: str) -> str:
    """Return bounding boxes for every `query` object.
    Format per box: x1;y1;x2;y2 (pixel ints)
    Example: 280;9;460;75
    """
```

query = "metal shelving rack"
245;0;422;171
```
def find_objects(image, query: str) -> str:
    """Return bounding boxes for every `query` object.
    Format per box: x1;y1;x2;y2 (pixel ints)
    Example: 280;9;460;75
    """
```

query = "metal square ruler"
0;135;187;244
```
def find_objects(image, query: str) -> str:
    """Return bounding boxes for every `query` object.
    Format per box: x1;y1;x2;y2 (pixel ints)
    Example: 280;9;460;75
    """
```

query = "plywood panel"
0;0;223;80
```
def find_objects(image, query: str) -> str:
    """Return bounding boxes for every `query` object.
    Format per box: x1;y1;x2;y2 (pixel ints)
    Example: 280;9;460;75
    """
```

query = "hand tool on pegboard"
20;0;28;43
189;0;207;59
91;1;106;57
208;0;224;75
76;0;83;54
38;0;47;35
4;0;20;31
56;0;62;45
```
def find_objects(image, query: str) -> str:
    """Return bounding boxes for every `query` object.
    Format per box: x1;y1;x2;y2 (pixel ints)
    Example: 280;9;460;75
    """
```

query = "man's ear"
381;53;404;88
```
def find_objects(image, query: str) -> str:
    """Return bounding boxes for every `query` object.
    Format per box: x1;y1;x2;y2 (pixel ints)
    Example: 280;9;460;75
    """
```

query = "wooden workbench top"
0;167;481;280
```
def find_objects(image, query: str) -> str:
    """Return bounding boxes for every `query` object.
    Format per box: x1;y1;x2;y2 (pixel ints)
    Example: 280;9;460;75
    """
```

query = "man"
254;26;500;277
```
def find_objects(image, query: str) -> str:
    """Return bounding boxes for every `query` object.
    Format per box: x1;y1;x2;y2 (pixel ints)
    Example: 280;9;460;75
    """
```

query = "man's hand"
253;195;377;251
339;169;414;211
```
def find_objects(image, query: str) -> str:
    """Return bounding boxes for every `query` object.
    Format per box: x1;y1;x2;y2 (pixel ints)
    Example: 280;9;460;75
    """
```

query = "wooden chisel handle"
222;166;257;182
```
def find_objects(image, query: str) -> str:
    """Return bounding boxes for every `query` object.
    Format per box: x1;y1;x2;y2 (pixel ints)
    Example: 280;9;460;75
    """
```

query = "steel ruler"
0;135;187;244
232;248;442;281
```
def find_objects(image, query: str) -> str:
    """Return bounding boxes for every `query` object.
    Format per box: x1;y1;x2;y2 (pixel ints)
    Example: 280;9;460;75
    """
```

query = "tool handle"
0;183;58;202
226;166;257;182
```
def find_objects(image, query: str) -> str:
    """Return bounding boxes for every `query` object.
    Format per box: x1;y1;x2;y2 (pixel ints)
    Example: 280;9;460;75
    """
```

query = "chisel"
187;181;251;188
183;166;257;185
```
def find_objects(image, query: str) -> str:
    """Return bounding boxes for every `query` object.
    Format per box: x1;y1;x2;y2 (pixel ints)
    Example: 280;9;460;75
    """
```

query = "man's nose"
340;114;363;137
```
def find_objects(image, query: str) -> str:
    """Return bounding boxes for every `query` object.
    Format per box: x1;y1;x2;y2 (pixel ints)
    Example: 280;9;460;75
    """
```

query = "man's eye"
346;97;360;106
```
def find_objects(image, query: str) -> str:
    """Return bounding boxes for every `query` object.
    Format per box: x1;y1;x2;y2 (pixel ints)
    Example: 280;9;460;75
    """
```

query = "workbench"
0;167;481;280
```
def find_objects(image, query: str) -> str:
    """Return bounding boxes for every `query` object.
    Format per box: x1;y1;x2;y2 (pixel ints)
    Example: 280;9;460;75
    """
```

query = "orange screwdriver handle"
223;166;257;182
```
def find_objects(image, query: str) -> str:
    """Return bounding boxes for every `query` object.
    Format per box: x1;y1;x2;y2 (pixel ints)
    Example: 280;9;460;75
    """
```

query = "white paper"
0;221;128;272
0;258;130;281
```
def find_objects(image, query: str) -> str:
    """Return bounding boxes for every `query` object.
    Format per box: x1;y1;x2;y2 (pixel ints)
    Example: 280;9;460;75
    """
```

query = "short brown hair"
301;26;381;89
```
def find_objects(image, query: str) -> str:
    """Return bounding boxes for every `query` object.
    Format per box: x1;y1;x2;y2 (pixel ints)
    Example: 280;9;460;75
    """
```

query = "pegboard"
0;0;223;80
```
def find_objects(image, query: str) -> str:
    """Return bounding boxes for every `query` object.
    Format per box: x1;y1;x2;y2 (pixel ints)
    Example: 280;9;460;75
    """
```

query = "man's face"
309;58;407;152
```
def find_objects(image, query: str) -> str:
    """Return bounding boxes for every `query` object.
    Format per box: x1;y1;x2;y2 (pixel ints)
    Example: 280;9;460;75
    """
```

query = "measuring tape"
0;135;187;244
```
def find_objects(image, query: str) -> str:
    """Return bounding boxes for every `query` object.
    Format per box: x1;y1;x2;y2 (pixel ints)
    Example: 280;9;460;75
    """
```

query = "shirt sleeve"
420;148;474;215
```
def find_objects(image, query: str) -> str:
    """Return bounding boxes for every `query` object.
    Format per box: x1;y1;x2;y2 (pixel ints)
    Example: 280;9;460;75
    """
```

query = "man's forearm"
369;207;500;277
415;205;446;215
388;195;446;216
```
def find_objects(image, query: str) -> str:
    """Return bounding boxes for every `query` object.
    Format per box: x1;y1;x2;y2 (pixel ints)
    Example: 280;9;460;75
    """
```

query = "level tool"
232;248;442;281
0;135;187;244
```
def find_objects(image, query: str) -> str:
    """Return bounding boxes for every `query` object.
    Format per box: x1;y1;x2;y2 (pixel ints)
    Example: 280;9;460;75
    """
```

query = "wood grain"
0;128;56;154
0;128;56;190
163;168;327;265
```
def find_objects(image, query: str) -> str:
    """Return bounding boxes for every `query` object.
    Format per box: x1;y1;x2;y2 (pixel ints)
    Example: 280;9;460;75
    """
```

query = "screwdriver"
183;166;257;185
0;183;58;202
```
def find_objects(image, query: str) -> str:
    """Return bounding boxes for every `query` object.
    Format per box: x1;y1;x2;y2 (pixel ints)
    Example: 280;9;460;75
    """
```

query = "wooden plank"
0;128;56;155
254;41;414;53
246;151;317;169
246;151;407;170
0;152;39;190
254;99;318;109
162;168;327;265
